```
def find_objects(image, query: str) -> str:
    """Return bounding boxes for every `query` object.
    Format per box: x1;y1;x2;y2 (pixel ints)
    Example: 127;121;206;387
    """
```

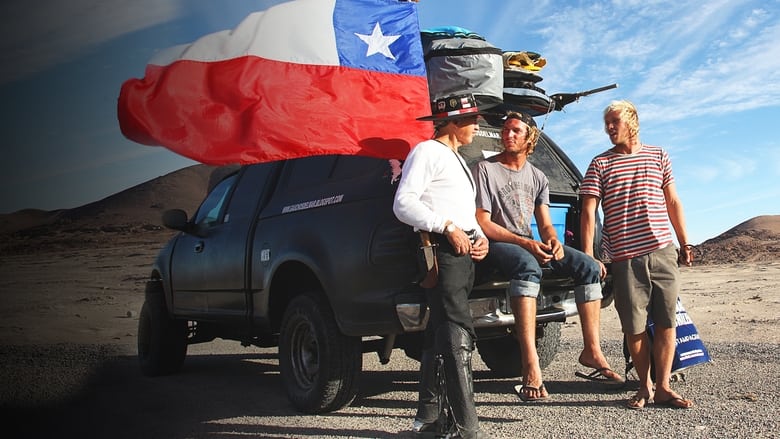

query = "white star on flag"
355;22;401;60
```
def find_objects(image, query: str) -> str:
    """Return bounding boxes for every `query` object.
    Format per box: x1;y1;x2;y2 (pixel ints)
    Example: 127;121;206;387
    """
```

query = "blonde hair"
603;100;639;138
505;111;540;154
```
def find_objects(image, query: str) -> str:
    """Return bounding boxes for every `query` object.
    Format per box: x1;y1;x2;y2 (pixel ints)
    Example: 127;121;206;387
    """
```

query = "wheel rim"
290;318;320;389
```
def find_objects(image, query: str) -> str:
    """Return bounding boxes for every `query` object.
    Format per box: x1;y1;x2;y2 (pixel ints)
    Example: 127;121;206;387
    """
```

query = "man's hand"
447;228;472;256
470;237;489;261
544;238;564;261
679;244;695;266
596;259;607;279
527;240;554;264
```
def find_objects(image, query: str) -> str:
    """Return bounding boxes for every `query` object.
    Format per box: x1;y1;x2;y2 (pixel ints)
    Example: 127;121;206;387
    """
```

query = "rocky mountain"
0;164;251;235
0;164;230;253
1;164;778;264
696;215;780;265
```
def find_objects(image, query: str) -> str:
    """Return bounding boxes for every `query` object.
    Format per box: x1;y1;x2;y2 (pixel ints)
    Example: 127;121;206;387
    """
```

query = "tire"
477;322;562;378
600;275;615;309
137;280;188;376
536;321;561;369
278;292;362;414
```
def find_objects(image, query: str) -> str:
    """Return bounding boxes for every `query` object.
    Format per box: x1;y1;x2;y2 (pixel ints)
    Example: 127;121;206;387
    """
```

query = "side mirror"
162;209;190;231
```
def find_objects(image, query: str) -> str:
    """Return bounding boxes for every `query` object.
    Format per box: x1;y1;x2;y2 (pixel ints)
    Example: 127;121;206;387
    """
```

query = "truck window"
194;174;237;226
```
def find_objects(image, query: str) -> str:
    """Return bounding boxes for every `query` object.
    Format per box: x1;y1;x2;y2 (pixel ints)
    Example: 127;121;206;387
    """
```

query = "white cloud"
624;3;780;122
686;165;720;183
501;0;780;126
694;188;780;214
682;151;766;186
718;157;757;180
0;0;181;84
725;8;770;43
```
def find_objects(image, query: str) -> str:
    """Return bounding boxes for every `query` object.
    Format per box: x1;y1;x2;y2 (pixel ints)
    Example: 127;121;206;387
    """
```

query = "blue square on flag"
333;0;425;75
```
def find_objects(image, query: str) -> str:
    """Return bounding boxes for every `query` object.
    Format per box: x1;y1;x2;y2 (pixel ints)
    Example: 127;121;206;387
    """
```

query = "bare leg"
576;300;622;381
510;296;548;399
625;331;654;408
652;325;693;407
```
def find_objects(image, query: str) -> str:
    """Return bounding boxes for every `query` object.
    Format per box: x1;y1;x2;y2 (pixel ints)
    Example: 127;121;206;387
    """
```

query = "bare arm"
664;183;693;265
534;204;563;261
580;194;607;278
579;195;599;258
476;208;524;246
476;208;553;264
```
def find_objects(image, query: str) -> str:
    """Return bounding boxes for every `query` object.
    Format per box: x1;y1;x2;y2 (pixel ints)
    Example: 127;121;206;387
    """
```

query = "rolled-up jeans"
486;241;602;303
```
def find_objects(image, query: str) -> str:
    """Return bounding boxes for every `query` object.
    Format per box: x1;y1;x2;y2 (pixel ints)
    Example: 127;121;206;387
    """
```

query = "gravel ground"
2;231;778;438
2;336;777;439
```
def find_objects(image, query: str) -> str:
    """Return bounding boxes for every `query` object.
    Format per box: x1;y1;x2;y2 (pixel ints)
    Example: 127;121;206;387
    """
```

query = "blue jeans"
486;241;602;303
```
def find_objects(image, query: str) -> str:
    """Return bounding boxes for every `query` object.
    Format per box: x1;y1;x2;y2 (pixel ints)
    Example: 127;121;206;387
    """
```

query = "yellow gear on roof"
503;51;547;72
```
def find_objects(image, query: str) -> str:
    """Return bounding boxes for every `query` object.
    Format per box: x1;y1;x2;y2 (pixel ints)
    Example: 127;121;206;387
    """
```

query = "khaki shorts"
612;244;680;335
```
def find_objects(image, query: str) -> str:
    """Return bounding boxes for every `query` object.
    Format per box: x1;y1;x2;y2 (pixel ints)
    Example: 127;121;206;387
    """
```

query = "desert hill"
0;164;230;253
55;164;220;230
696;215;780;265
0;165;778;264
0;164;217;237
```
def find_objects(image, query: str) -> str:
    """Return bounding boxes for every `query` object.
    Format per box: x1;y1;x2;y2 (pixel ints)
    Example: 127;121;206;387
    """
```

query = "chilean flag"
117;0;431;165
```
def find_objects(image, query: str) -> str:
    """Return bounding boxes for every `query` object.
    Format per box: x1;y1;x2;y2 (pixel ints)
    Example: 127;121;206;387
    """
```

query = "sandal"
513;383;549;402
654;396;693;409
575;367;625;385
626;393;650;410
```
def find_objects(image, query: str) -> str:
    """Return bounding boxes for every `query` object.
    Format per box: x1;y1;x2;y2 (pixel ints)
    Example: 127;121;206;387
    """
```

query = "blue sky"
1;0;778;245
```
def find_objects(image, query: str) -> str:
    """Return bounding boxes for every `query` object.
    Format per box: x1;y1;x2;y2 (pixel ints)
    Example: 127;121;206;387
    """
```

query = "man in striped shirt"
580;100;695;410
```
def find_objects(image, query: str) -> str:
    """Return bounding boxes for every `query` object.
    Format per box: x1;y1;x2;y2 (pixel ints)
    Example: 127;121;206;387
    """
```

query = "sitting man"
472;111;623;401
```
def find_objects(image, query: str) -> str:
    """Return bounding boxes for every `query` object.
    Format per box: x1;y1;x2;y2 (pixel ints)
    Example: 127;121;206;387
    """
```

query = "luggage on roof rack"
501;50;554;116
420;27;503;107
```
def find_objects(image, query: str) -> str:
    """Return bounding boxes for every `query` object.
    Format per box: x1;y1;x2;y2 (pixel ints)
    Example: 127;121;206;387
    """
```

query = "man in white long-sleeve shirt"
394;93;493;439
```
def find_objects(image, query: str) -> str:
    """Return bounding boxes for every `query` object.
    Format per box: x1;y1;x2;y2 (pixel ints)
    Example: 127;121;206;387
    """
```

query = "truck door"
170;165;275;321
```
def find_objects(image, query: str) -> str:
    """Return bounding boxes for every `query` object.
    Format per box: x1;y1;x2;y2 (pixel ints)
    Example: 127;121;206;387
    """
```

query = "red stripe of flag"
119;57;430;164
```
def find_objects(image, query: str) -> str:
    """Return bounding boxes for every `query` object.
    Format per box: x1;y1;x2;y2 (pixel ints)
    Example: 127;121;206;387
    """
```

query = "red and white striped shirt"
580;144;674;262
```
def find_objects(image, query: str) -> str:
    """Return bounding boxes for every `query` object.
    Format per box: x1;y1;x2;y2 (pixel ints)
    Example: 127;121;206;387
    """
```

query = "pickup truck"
137;119;611;414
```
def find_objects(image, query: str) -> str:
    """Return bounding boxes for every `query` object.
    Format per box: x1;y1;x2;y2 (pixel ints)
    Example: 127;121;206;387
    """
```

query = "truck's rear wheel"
279;292;361;414
477;322;561;378
137;280;188;376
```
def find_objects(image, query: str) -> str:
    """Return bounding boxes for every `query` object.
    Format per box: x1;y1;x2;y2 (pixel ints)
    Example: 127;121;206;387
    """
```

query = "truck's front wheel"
477;322;561;378
279;292;362;414
137;280;188;376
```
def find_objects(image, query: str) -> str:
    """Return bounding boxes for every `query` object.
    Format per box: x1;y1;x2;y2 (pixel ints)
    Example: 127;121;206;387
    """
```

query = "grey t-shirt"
473;156;550;238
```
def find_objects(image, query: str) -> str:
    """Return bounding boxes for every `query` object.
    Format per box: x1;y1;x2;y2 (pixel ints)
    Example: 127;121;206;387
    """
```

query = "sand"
1;238;778;348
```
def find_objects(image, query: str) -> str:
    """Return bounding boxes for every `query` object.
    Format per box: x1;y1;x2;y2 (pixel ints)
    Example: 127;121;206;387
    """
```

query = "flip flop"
513;383;549;402
626;393;649;410
654;396;694;409
575;367;626;384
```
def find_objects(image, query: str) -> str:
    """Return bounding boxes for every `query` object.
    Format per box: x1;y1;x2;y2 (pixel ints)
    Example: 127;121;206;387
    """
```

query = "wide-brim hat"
417;93;500;121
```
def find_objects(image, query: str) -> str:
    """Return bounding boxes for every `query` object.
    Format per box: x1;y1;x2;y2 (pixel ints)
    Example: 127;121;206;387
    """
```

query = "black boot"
412;348;439;437
435;322;493;439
